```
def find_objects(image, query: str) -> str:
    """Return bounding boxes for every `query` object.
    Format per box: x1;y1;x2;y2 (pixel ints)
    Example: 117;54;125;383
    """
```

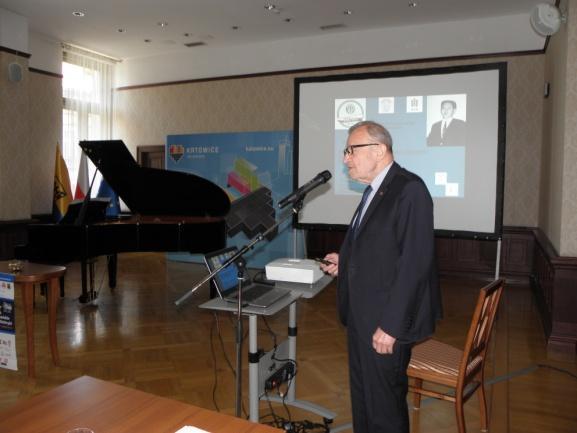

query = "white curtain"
62;44;116;192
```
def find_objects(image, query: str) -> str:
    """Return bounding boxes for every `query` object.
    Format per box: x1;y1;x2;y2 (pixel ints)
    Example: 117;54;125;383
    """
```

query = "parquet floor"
0;252;576;432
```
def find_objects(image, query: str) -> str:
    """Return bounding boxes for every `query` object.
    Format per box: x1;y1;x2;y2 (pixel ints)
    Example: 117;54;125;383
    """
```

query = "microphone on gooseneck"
278;170;332;209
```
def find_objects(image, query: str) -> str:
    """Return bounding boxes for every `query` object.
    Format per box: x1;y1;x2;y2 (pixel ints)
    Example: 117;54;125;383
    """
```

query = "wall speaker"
530;3;564;36
8;62;23;82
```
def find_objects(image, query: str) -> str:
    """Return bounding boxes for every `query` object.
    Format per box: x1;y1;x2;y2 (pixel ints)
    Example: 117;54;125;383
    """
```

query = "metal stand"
495;237;502;280
265;302;337;421
234;257;246;417
175;199;305;419
199;271;338;426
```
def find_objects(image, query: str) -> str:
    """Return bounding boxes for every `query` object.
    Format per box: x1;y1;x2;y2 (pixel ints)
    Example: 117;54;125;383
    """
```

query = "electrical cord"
537;363;577;380
209;313;220;412
261;316;278;349
280;375;293;423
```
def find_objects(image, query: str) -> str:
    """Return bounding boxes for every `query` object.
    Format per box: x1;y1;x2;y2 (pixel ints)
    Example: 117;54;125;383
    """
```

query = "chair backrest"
457;279;504;389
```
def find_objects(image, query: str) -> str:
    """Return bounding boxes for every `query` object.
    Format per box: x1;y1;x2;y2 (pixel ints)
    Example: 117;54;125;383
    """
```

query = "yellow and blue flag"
53;144;72;221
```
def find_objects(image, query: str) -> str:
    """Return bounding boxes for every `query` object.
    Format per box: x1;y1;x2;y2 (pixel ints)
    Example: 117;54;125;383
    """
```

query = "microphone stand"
174;196;305;418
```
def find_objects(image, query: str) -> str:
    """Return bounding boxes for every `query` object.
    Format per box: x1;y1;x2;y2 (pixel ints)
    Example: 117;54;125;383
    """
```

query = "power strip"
264;362;295;391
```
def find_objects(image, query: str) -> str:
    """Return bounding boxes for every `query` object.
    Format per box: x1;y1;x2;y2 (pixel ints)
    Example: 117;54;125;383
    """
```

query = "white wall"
29;32;62;74
0;8;27;53
0;9;61;74
117;13;545;87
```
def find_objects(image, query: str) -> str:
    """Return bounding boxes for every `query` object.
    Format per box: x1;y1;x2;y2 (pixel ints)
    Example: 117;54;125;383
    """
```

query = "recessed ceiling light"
117;28;126;33
144;39;152;43
320;23;347;31
408;2;418;7
232;25;240;30
343;9;353;15
157;21;168;27
264;4;276;11
72;11;85;17
284;18;293;23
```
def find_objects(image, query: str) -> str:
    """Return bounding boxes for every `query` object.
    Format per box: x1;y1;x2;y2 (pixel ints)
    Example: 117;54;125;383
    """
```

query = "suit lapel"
354;162;399;238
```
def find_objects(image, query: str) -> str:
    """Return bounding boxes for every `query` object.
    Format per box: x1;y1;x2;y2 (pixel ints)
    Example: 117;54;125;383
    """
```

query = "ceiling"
0;0;552;60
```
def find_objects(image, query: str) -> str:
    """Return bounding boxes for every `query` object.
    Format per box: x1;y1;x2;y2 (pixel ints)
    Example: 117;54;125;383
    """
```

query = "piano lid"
79;140;230;217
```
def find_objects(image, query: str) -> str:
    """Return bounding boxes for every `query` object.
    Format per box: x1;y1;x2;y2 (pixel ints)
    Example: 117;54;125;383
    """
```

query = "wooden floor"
0;252;576;432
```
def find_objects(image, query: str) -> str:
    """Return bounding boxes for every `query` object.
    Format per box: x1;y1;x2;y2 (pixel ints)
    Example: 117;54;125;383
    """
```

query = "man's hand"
319;253;339;276
372;327;396;354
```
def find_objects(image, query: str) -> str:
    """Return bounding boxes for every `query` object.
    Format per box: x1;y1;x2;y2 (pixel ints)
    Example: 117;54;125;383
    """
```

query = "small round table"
0;261;66;378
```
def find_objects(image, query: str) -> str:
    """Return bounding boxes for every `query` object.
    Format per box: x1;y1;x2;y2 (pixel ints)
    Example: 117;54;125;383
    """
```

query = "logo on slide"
169;144;185;162
336;99;365;129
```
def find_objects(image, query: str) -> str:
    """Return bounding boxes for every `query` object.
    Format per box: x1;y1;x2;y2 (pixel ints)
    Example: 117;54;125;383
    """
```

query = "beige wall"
28;72;63;215
0;53;30;220
540;0;577;256
0;54;62;220
561;1;577;256
115;54;546;229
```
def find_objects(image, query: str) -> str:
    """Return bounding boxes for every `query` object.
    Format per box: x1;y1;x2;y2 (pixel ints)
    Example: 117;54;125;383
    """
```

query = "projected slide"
333;95;467;198
294;63;506;237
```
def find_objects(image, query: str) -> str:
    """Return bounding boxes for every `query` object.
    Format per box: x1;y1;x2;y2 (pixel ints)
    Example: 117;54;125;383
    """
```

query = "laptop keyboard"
233;284;270;302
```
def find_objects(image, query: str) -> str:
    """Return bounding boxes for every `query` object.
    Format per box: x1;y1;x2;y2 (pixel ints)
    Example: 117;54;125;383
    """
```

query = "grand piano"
16;140;230;302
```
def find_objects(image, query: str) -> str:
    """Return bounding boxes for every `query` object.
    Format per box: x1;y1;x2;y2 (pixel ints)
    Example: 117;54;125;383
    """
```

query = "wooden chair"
407;279;504;433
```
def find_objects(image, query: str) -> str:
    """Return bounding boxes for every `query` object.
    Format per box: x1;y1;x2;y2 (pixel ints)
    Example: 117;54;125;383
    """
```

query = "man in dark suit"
427;99;466;146
321;120;442;433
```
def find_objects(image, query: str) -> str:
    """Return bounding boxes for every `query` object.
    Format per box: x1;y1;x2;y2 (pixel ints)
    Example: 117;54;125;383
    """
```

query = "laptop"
204;246;290;308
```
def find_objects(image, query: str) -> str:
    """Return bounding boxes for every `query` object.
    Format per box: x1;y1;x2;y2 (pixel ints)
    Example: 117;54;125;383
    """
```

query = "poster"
166;131;303;267
0;272;17;371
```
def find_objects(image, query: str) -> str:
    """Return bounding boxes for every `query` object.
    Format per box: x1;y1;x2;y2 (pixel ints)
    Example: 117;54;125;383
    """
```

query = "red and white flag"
74;152;89;200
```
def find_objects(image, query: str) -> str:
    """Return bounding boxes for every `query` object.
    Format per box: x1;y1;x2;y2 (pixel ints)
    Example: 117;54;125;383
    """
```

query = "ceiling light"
232;25;240;30
284;18;293;23
72;11;85;17
408;2;417;7
157;21;168;27
264;4;276;11
144;39;151;43
320;23;347;31
343;9;353;15
184;41;206;48
117;28;126;33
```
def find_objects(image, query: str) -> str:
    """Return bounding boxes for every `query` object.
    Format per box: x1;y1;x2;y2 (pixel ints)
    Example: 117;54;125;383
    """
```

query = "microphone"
278;170;332;209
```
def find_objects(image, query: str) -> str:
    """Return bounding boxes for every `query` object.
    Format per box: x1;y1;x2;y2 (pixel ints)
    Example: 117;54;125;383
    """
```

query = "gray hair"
348;120;393;153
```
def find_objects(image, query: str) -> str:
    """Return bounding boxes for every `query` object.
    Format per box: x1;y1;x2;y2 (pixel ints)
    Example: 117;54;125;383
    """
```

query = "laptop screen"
204;247;244;296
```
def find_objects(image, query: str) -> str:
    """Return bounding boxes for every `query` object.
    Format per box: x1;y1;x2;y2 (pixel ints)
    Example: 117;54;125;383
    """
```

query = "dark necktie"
352;185;372;237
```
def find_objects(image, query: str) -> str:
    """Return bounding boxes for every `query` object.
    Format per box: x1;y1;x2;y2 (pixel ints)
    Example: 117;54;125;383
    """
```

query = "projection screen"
293;63;506;239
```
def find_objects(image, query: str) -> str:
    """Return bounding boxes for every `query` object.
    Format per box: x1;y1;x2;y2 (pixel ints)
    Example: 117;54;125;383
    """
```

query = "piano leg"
79;259;89;303
108;254;117;289
78;259;97;303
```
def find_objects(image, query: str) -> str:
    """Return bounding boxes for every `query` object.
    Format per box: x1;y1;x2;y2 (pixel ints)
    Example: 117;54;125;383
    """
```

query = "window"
62;45;115;192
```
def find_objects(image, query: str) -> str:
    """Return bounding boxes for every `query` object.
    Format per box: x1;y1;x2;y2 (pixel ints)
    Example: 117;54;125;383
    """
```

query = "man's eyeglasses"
343;143;381;157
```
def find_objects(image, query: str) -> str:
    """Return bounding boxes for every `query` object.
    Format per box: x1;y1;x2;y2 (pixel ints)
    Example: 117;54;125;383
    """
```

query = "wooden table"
0;261;66;378
0;376;283;433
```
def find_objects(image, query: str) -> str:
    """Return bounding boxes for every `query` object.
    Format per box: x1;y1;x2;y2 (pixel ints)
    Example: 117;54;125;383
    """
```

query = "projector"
265;258;324;284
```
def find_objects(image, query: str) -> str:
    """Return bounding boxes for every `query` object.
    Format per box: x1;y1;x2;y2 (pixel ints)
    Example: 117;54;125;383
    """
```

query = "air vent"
320;23;346;31
184;41;206;47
